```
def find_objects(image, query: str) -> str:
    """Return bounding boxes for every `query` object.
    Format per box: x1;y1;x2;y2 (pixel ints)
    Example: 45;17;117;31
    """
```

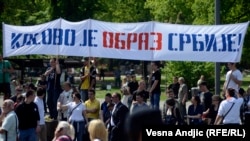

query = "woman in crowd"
59;92;88;141
186;95;204;125
53;121;75;141
162;98;182;125
88;119;108;141
202;95;222;125
120;76;130;107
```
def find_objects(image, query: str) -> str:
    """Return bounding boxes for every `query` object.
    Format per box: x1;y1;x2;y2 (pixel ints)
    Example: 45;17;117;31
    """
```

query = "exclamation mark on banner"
237;34;241;51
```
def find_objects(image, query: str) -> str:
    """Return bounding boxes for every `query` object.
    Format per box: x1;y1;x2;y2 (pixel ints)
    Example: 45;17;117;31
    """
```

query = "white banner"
2;19;249;62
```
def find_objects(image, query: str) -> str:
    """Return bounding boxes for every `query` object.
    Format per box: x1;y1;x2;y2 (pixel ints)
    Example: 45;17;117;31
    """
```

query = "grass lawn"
94;74;250;101
94;75;168;101
95;86;167;101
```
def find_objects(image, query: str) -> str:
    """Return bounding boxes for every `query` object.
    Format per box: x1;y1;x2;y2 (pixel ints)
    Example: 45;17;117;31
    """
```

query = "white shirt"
34;96;45;125
58;89;73;105
58;89;73;118
66;102;86;122
0;111;18;141
218;97;243;124
225;69;243;93
110;104;117;126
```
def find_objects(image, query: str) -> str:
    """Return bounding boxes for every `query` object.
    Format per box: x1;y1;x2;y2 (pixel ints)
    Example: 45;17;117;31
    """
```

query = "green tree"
1;0;51;25
145;0;194;23
0;0;52;58
93;0;151;22
51;0;98;21
145;0;250;90
163;61;215;92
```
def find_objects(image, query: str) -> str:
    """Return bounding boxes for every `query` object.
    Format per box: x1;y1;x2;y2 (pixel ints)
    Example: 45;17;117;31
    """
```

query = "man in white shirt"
57;82;73;121
109;93;129;141
223;63;243;97
34;87;47;141
214;88;243;125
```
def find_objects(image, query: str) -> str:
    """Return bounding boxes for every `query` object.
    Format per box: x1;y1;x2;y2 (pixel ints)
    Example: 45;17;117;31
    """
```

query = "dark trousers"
70;121;85;141
47;89;61;119
108;126;115;141
109;126;125;141
42;89;47;113
83;118;94;141
0;83;11;100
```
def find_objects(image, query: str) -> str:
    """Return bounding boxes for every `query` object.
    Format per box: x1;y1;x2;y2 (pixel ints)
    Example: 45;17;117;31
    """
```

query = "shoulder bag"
68;102;82;122
220;102;235;124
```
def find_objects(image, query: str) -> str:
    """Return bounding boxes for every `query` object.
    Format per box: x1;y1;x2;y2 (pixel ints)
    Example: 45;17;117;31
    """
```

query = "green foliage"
93;0;151;22
163;61;215;90
220;0;250;24
145;0;194;23
0;0;52;55
191;0;214;24
145;0;250;69
53;0;97;21
1;0;51;25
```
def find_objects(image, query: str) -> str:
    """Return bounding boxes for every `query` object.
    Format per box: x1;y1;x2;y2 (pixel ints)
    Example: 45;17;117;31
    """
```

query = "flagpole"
215;0;221;95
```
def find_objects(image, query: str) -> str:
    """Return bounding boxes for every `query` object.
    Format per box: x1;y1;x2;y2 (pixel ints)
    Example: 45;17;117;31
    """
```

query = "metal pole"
215;0;221;95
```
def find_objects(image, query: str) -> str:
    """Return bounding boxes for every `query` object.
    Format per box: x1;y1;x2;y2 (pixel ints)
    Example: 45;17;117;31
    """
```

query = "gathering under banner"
2;19;249;62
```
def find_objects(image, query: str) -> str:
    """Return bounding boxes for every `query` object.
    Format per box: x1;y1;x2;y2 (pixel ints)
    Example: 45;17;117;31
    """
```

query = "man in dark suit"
109;92;129;141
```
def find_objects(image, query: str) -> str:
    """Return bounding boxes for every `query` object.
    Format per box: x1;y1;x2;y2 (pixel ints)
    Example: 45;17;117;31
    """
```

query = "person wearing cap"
0;54;15;100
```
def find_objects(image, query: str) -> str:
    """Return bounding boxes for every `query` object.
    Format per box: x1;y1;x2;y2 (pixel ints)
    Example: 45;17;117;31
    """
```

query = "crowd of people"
0;53;250;141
